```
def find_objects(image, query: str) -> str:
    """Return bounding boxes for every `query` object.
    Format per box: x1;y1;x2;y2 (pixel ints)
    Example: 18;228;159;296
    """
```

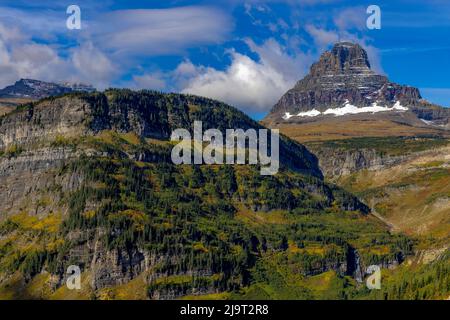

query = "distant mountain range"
264;42;450;130
0;79;95;100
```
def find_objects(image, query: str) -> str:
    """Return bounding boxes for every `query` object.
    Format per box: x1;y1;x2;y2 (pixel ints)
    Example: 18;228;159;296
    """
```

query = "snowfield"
283;101;409;120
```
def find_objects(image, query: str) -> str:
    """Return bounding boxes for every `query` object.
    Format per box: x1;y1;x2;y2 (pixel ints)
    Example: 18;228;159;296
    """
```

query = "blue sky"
0;0;449;118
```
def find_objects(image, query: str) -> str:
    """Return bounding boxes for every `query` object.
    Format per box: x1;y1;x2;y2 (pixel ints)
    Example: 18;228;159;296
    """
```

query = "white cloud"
180;39;313;113
71;43;116;89
0;5;232;89
127;74;167;91
92;7;232;58
333;6;366;31
173;60;201;89
0;7;62;40
305;25;339;49
244;37;314;82
0;23;64;87
0;22;115;89
182;52;288;113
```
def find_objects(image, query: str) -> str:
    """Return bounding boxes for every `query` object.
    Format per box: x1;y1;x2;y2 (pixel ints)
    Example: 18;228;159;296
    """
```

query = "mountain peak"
263;42;440;123
0;78;95;99
310;42;372;77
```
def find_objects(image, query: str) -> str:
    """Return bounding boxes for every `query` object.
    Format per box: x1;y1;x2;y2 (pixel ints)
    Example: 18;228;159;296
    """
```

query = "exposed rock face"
411;102;450;129
0;90;327;221
0;97;91;149
308;140;450;179
0;79;95;100
50;229;155;291
310;148;405;178
89;239;149;290
265;42;449;126
0;147;82;215
0;90;331;296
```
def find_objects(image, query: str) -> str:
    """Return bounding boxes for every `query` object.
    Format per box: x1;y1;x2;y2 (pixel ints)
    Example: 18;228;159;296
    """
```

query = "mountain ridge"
0;78;95;100
0;89;323;178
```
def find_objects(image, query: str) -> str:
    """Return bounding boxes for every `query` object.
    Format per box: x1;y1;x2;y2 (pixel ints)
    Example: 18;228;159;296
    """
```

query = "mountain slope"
1;89;417;300
333;141;450;242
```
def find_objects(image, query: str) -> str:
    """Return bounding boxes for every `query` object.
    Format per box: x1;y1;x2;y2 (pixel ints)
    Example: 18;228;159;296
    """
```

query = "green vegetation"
0;144;24;158
365;250;450;300
0;133;413;299
307;136;449;157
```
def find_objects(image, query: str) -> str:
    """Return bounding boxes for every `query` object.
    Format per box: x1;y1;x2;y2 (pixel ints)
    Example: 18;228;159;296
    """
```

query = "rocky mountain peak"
310;42;372;77
0;78;95;100
264;42;435;123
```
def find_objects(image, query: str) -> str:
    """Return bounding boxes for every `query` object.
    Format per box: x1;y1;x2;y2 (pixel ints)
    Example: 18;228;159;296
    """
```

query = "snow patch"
283;112;294;120
283;101;409;120
297;109;322;117
393;101;408;111
420;119;434;126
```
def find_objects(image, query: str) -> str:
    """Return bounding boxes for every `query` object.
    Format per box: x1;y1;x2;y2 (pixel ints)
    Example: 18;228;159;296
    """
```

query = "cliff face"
0;97;89;149
331;141;450;245
310;148;404;178
0;89;327;219
306;136;450;179
0;147;83;216
411;103;450;129
0;96;97;217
